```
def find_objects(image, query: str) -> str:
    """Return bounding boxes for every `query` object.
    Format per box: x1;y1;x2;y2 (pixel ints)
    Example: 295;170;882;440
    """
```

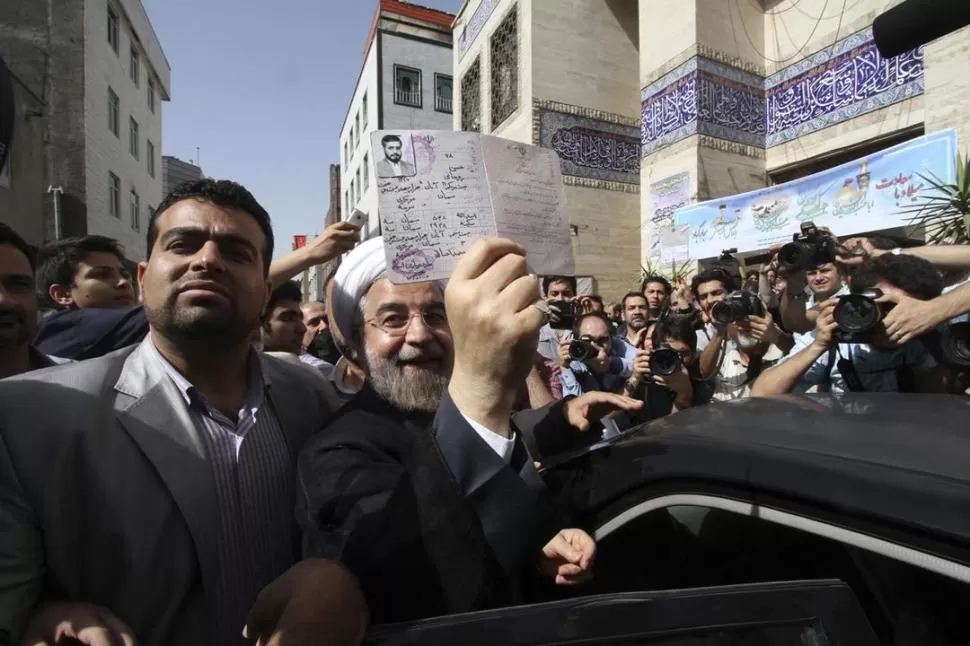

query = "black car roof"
546;394;970;551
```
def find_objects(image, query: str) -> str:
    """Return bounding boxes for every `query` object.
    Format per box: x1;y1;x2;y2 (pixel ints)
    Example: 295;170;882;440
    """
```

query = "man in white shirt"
752;254;949;395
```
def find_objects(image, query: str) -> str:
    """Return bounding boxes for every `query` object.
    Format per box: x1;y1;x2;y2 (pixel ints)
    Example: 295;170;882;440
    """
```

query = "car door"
365;579;878;645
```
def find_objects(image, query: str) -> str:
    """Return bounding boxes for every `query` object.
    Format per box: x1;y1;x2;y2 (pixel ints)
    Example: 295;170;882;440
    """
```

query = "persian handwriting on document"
371;130;574;283
483;137;574;277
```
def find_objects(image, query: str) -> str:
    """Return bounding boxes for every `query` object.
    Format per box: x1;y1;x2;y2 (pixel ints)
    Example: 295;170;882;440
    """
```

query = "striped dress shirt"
146;342;294;645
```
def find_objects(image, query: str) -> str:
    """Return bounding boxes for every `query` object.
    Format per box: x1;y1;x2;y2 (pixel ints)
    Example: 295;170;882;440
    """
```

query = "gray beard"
364;346;451;413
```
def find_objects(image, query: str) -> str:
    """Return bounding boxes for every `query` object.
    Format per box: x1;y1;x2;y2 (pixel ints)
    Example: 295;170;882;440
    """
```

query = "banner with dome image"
673;129;958;259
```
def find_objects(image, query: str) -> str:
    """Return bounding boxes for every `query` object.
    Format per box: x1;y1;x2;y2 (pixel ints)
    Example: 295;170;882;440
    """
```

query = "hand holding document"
370;130;576;283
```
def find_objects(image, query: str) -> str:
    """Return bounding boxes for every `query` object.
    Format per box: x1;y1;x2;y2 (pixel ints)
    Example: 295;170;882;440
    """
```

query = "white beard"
363;345;451;413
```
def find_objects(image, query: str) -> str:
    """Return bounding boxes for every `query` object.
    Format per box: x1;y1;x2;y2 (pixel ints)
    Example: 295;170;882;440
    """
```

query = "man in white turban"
285;237;641;633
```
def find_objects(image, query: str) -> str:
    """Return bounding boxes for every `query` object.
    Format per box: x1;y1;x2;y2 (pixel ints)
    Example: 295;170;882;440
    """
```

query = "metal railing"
395;89;421;107
435;96;453;112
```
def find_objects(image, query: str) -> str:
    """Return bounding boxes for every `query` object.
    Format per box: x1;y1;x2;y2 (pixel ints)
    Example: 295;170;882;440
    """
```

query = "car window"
587;505;969;645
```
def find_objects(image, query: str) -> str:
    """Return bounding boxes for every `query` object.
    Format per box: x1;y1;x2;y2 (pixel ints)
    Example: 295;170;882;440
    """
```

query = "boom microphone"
873;0;970;58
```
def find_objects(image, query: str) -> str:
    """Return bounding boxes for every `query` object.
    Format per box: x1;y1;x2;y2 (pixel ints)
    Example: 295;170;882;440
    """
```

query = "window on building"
355;113;361;147
350;179;356;206
362;152;369;190
490;6;519;129
108;87;120;137
130;47;140;86
355;168;361;203
130;189;140;231
147;140;155;177
349;128;355;155
460;57;482;132
435;74;453;114
147;78;155;113
394;65;422;108
362;92;368;128
129;118;139;159
343;140;349;167
109;172;121;219
107;6;119;54
344;190;349;216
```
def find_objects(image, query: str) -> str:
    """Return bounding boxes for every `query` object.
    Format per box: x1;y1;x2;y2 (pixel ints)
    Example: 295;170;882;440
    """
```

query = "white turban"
330;236;387;349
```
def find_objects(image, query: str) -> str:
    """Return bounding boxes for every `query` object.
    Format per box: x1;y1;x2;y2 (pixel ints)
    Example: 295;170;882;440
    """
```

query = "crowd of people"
0;177;968;646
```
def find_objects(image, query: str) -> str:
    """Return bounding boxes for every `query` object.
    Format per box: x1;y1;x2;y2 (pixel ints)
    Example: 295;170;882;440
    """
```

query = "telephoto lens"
568;338;597;362
649;346;682;376
833;290;883;341
777;241;817;273
711;291;765;327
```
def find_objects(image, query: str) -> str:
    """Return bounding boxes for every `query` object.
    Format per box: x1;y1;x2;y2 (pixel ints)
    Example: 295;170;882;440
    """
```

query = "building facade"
0;0;170;260
162;155;203;197
339;0;456;239
453;0;970;298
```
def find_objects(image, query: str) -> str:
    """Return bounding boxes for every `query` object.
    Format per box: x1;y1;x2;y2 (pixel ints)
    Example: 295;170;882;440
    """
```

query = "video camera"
940;322;970;368
832;289;884;343
778;221;838;273
547;300;577;330
711;290;766;327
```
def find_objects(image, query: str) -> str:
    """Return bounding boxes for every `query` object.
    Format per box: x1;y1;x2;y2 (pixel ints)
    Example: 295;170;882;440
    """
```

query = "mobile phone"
348;209;367;229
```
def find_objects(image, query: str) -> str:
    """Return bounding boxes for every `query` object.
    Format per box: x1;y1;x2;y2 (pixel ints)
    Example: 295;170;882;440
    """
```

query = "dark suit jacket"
33;306;149;360
0;340;337;645
297;387;566;624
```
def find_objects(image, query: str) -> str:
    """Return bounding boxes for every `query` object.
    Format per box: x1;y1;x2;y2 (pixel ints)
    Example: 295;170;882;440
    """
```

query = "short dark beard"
0;309;28;351
363;346;451;413
146;293;254;355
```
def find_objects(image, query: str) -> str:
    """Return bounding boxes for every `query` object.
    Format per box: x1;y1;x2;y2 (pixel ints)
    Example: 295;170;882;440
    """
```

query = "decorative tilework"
640;27;925;157
539;108;641;184
459;0;500;60
764;29;924;147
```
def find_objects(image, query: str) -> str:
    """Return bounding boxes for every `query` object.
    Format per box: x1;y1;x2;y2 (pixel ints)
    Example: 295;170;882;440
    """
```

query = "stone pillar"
638;0;768;269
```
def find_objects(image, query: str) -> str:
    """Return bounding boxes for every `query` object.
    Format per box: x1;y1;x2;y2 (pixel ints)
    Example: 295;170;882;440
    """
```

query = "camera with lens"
711;290;766;327
940;322;970;368
548;300;577;330
649;346;683;376
778;221;838;273
832;289;883;343
568;338;597;362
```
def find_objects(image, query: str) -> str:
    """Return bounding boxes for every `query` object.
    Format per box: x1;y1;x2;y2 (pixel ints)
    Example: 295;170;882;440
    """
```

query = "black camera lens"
778;241;814;271
568;339;596;362
942;322;970;368
710;301;739;327
649;347;682;376
834;294;882;334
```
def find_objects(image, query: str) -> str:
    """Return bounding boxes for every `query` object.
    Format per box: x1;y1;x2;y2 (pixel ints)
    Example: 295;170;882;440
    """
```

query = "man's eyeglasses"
367;309;448;336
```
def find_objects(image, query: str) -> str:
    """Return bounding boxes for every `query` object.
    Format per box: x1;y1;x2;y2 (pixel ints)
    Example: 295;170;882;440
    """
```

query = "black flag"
0;54;13;171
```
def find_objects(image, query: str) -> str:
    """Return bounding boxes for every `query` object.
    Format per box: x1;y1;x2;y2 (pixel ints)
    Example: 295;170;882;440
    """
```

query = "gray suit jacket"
0;340;338;645
375;158;416;178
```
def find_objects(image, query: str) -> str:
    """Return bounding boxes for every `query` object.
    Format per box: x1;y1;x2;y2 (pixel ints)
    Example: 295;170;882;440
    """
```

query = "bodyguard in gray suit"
0;180;364;646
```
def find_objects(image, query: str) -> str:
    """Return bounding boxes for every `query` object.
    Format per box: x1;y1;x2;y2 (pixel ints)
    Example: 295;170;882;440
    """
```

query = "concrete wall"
380;31;455;132
923;26;970;146
162;155;203;196
532;0;639;120
83;0;166;261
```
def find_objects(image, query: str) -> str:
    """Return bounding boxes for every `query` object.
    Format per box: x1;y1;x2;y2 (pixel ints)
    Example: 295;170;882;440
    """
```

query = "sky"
143;0;463;258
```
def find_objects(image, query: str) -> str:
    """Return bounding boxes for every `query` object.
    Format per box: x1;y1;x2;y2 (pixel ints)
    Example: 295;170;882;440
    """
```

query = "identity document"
370;130;576;284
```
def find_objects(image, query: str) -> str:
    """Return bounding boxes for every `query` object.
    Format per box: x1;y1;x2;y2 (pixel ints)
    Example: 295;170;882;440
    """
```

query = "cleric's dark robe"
296;386;570;624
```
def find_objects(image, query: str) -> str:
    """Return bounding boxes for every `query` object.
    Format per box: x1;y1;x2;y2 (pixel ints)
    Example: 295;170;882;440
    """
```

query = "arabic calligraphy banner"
673;129;958;259
648;172;691;264
538;108;641;184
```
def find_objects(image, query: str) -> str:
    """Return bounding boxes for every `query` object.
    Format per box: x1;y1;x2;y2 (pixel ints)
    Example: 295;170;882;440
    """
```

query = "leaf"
899;152;970;245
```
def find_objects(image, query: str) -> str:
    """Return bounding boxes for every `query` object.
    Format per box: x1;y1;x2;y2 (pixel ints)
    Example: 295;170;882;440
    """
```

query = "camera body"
832;289;884;343
649;346;682;376
547;300;577;330
778;221;838;273
711;290;766;327
568;338;597;362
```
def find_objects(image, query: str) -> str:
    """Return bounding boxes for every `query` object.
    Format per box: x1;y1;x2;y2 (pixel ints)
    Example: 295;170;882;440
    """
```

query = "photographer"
692;270;793;400
559;311;629;397
776;224;849;334
752;254;951;396
620;315;704;423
